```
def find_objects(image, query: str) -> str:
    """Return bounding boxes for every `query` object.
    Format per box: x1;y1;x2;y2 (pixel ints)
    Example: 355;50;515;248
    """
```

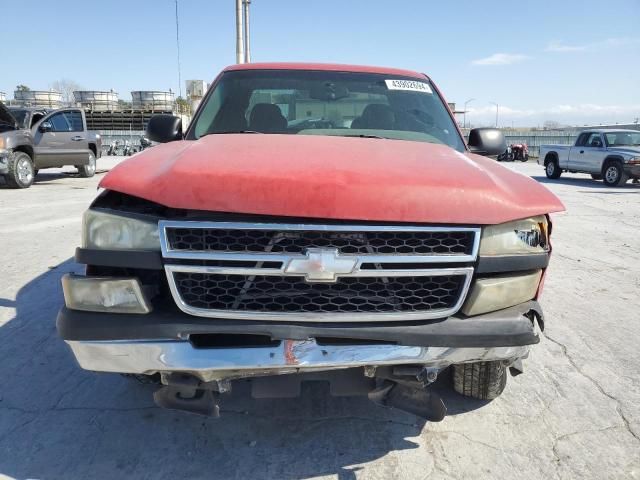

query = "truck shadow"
532;175;640;190
0;258;483;480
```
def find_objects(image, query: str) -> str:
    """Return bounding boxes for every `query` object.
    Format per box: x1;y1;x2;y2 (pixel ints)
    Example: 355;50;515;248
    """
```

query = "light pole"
243;0;251;63
463;98;475;129
235;0;244;64
490;102;499;127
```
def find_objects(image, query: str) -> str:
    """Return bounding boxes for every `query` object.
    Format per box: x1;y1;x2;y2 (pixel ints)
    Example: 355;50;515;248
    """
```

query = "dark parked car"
0;103;101;188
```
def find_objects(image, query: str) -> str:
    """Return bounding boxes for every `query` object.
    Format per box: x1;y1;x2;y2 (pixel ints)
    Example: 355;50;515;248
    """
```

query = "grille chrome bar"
159;220;479;322
166;264;473;279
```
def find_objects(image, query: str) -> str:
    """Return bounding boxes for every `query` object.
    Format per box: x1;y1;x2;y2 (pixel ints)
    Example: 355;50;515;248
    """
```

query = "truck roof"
582;128;640;134
223;62;428;80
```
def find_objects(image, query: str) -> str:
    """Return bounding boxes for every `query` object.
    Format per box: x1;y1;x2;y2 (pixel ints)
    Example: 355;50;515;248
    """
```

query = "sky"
2;0;639;127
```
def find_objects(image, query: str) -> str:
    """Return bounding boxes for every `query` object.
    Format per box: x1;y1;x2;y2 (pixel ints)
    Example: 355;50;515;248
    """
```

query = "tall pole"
235;0;244;64
490;102;499;127
243;0;251;63
175;0;182;98
463;98;475;129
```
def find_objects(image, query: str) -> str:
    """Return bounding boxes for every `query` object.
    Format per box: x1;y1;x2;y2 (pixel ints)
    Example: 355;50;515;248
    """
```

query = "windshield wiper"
199;130;263;138
343;134;388;140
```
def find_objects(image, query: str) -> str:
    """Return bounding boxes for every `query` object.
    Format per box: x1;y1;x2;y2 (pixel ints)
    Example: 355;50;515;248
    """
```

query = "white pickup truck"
539;129;640;186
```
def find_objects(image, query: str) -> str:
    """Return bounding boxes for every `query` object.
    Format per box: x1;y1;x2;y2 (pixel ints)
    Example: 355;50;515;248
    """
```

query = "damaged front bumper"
67;338;530;383
59;300;543;381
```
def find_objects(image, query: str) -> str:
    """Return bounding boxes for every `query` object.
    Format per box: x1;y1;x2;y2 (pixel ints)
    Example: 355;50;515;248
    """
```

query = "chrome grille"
160;221;479;322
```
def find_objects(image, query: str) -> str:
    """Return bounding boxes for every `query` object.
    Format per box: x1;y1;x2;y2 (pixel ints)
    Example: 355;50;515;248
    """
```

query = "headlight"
462;270;542;316
62;274;151;313
0;137;5;149
628;156;640;165
82;209;160;250
480;216;549;256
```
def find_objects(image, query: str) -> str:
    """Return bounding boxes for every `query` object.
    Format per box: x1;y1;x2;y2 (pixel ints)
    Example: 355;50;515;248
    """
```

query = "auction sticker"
385;79;432;94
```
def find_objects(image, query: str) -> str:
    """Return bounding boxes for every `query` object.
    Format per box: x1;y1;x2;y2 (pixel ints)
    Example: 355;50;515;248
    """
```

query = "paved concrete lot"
0;157;638;479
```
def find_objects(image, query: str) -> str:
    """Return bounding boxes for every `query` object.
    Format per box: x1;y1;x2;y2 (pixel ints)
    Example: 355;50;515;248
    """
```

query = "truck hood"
100;134;564;225
608;146;640;156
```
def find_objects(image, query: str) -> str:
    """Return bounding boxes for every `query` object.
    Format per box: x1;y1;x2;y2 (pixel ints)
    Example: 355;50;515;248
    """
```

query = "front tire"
545;158;561;179
5;151;35;189
76;151;96;178
602;162;628;187
453;361;507;400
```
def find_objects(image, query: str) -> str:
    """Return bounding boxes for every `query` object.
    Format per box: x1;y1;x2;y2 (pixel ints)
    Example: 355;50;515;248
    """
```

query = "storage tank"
0;92;6;104
73;90;119;111
14;90;63;108
131;91;175;111
186;80;208;112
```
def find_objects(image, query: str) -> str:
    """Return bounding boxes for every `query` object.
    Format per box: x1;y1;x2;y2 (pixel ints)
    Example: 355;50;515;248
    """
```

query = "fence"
97;129;626;157
503;132;575;158
462;130;580;157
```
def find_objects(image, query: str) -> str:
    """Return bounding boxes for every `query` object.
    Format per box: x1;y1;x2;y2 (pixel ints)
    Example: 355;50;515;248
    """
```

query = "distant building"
186;80;208;112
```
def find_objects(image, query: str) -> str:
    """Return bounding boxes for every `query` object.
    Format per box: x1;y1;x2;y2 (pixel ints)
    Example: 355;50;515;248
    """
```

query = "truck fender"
602;155;624;173
11;144;34;161
543;152;559;166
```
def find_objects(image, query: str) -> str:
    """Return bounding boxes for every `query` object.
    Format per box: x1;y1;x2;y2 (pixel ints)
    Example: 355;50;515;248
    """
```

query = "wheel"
520;154;529;162
5;151;35;188
602;162;628;187
76;151;96;178
590;174;602;180
453;361;507;400
545;158;561;179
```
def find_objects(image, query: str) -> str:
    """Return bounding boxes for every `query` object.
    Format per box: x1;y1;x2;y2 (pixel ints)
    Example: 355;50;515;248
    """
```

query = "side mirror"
467;128;506;156
39;121;52;133
146;114;183;143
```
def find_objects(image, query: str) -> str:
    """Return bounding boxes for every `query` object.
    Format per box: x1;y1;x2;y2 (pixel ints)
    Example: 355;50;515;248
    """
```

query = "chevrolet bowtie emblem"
284;248;358;282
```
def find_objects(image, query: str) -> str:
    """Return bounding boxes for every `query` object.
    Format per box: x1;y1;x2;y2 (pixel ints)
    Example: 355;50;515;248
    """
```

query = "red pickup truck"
57;63;564;420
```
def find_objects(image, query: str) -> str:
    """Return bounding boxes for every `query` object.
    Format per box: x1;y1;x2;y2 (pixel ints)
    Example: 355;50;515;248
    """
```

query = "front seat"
248;103;287;133
351;104;395;130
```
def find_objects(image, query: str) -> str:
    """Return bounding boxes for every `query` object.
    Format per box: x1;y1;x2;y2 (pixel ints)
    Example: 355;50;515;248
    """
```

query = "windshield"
7;109;30;129
604;131;640;147
188;70;465;152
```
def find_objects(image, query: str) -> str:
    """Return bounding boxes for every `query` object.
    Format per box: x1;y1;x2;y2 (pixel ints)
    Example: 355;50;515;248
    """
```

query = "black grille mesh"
173;273;465;314
166;228;474;255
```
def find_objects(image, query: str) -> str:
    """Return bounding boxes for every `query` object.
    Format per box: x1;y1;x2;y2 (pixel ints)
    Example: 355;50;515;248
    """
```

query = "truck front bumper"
624;164;640;178
58;301;542;382
0;149;9;174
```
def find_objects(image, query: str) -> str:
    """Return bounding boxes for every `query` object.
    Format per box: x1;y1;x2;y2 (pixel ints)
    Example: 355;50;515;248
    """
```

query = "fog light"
62;274;151;314
462;270;542;316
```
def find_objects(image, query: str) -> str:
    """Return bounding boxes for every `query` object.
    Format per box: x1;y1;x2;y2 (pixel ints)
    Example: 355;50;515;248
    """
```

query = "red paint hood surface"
100;135;564;225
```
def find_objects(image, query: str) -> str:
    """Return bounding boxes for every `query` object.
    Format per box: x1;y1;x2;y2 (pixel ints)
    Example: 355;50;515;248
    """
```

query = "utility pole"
235;0;245;64
175;0;182;98
463;98;475;129
490;102;499;127
243;0;251;63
